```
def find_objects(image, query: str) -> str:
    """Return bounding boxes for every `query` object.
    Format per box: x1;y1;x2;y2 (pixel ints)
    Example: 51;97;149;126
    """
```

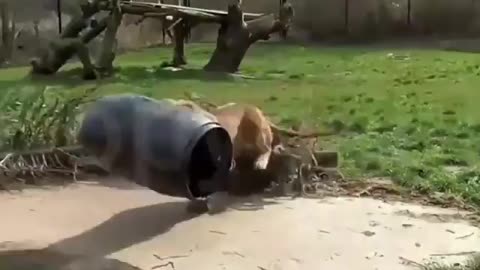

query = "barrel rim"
181;122;233;200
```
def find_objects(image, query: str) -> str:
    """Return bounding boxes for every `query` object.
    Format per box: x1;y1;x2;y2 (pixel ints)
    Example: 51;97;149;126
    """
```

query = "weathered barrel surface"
77;94;233;199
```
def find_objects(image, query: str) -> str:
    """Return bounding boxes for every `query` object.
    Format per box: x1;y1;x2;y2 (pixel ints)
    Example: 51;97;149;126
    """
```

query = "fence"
190;0;480;41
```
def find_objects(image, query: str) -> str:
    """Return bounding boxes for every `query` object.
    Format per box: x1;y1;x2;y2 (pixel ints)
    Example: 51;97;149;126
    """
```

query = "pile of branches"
0;146;83;188
0;86;100;190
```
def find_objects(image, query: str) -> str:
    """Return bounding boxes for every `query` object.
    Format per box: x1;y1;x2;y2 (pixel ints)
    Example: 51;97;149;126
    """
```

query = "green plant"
423;254;480;270
0;86;98;152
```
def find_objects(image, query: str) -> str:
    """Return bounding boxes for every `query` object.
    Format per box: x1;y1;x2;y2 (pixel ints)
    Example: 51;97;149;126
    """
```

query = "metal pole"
407;0;411;27
279;0;287;39
57;0;62;34
344;0;349;34
183;0;191;43
160;0;166;44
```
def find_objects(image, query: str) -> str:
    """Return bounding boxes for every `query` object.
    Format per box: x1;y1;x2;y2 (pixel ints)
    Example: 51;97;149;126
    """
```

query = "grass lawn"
1;43;480;207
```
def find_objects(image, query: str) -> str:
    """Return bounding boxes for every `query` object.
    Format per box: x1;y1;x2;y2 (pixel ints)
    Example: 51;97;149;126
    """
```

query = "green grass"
424;254;480;270
1;43;480;207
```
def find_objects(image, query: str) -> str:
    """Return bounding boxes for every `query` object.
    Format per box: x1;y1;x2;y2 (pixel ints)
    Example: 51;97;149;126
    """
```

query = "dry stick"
0;145;84;160
222;251;245;258
54;148;79;181
430;251;479;257
120;0;264;19
0;148;83;183
456;232;475;239
399;256;426;268
153;253;191;260
308;148;318;167
167;17;182;32
151;261;175;269
432;214;446;222
209;230;227;235
0;153;12;168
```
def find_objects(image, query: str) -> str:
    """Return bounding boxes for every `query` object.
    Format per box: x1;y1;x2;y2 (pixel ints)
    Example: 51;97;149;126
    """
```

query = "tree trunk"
203;2;293;73
1;3;9;48
33;20;40;39
96;0;123;75
0;3;15;64
171;18;187;66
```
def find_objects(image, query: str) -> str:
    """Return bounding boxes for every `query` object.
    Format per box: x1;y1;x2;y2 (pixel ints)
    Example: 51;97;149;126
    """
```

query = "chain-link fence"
296;0;480;40
190;0;480;41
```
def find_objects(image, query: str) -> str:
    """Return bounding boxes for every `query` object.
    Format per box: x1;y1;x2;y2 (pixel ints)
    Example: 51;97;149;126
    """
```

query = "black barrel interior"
187;127;233;198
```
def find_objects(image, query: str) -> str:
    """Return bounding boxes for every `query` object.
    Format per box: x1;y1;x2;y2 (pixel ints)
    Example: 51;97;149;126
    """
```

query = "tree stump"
171;18;188;67
203;1;294;73
97;0;124;75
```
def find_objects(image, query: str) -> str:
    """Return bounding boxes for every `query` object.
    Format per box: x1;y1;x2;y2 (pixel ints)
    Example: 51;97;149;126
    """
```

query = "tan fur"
211;103;274;170
164;98;217;121
166;99;332;170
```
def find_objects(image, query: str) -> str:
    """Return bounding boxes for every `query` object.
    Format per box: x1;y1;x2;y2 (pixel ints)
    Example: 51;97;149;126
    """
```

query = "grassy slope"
1;43;480;206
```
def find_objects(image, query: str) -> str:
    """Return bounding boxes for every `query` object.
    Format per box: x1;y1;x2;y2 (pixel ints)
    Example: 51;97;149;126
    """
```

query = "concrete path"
0;178;478;270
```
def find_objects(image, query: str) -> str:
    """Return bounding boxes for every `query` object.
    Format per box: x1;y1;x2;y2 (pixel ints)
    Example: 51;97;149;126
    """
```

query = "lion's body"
166;99;275;170
164;98;333;213
163;98;217;121
210;103;274;170
168;99;332;170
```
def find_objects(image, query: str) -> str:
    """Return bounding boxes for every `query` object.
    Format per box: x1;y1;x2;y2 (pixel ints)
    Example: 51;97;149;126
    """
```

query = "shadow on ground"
113;66;238;83
18;66;238;87
0;65;240;91
0;201;197;270
0;190;282;270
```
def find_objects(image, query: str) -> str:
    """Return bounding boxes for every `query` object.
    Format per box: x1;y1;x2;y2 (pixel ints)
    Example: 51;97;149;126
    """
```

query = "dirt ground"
0;178;479;270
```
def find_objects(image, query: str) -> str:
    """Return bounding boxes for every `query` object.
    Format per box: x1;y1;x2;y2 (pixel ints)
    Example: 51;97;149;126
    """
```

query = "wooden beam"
167;17;183;32
120;7;222;22
143;12;169;18
117;0;264;21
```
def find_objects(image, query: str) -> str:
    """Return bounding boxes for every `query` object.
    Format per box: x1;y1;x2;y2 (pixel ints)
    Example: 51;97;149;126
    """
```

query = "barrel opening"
187;127;233;198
